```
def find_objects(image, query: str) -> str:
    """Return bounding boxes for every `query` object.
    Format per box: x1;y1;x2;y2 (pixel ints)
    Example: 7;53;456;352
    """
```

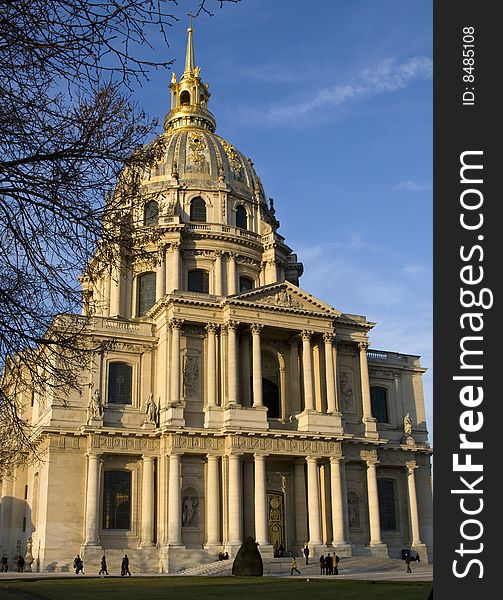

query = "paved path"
0;556;432;582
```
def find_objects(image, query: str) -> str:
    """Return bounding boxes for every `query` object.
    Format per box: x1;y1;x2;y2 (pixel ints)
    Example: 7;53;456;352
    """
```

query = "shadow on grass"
0;577;433;600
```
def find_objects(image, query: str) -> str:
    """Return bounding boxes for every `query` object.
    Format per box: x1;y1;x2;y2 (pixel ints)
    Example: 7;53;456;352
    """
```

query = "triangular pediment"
227;281;342;316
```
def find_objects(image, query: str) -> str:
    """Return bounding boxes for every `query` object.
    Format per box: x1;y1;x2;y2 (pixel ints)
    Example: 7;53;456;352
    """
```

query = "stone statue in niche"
347;492;360;528
183;355;199;398
182;496;198;527
145;393;158;424
339;371;353;410
87;390;103;424
404;413;413;435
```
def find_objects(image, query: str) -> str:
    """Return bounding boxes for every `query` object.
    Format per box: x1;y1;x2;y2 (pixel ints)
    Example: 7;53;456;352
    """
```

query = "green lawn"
0;576;432;600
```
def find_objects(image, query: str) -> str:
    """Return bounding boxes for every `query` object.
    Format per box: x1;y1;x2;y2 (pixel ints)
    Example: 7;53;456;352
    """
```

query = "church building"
0;25;433;573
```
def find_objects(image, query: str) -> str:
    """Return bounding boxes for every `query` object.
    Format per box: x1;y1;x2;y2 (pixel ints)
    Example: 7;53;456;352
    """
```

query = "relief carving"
339;370;354;411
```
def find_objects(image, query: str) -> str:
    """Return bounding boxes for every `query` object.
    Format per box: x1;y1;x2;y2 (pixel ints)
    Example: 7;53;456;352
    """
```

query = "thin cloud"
240;56;432;124
394;180;432;192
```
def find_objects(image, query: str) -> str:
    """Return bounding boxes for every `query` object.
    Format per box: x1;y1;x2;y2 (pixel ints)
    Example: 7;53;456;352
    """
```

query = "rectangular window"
108;363;133;404
24;485;28;500
103;470;132;530
377;478;397;531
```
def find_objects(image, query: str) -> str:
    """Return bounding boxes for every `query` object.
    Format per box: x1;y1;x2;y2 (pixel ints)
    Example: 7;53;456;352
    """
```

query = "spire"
184;13;195;76
164;17;216;133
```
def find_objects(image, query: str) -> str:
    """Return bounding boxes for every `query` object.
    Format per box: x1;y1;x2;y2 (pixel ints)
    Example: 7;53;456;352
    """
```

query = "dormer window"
143;200;159;226
180;90;191;105
190;197;206;222
236;205;247;229
188;269;209;294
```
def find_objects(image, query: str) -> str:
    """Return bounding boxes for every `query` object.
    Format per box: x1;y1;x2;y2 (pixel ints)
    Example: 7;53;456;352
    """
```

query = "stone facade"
0;27;433;573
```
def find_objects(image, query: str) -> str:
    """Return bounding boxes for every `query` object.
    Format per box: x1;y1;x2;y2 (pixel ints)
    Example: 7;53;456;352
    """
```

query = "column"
251;324;263;407
168;453;182;546
290;338;301;413
330;456;346;545
406;461;423;545
227;321;239;405
254;454;269;546
359;341;377;437
365;458;383;546
332;338;340;411
206;324;217;407
169;242;181;292
306;456;322;545
109;264;122;317
103;276;111;317
141;456;155;546
240;332;252;407
84;453;101;545
156;246;166;301
227;454;242;545
206;455;221;546
170;319;183;405
324;333;337;414
294;461;308;546
227;253;237;295
302;331;315;411
214;251;223;296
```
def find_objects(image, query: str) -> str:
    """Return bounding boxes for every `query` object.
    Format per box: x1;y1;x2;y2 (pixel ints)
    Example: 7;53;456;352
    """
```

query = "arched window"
138;272;156;316
239;276;254;292
236;205;247;229
190;197;207;222
180;90;191;105
108;362;133;405
188;269;209;294
370;386;389;423
143;200;159;226
103;470;132;530
377;479;397;531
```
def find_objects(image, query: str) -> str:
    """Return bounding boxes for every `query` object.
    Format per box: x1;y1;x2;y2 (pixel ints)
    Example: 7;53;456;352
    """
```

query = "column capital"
86;451;102;460
323;332;336;344
170;241;181;251
169;318;184;330
406;460;417;473
214;250;224;259
224;320;240;332
361;449;379;465
253;453;269;460
142;454;155;462
228;252;238;262
358;341;370;352
250;323;264;335
305;455;318;464
301;330;314;341
227;452;243;459
329;453;344;465
205;322;219;334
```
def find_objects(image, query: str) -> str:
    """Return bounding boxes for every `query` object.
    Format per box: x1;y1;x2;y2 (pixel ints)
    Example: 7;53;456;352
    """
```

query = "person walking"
16;554;25;573
0;553;8;572
73;555;84;574
303;544;310;565
405;553;412;573
121;554;131;576
290;557;300;575
99;555;108;576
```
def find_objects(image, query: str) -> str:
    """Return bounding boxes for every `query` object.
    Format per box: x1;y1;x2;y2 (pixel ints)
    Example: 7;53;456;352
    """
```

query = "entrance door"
267;491;285;550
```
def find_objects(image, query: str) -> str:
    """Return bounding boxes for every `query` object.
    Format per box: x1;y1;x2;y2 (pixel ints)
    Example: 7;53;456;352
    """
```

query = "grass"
0;576;432;600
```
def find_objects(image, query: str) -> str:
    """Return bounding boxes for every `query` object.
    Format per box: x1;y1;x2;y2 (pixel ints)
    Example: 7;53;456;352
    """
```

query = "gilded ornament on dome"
221;140;243;178
186;132;209;173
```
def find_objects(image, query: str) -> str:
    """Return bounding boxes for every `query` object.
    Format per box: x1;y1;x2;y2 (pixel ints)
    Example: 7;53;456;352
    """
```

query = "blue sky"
134;0;433;440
